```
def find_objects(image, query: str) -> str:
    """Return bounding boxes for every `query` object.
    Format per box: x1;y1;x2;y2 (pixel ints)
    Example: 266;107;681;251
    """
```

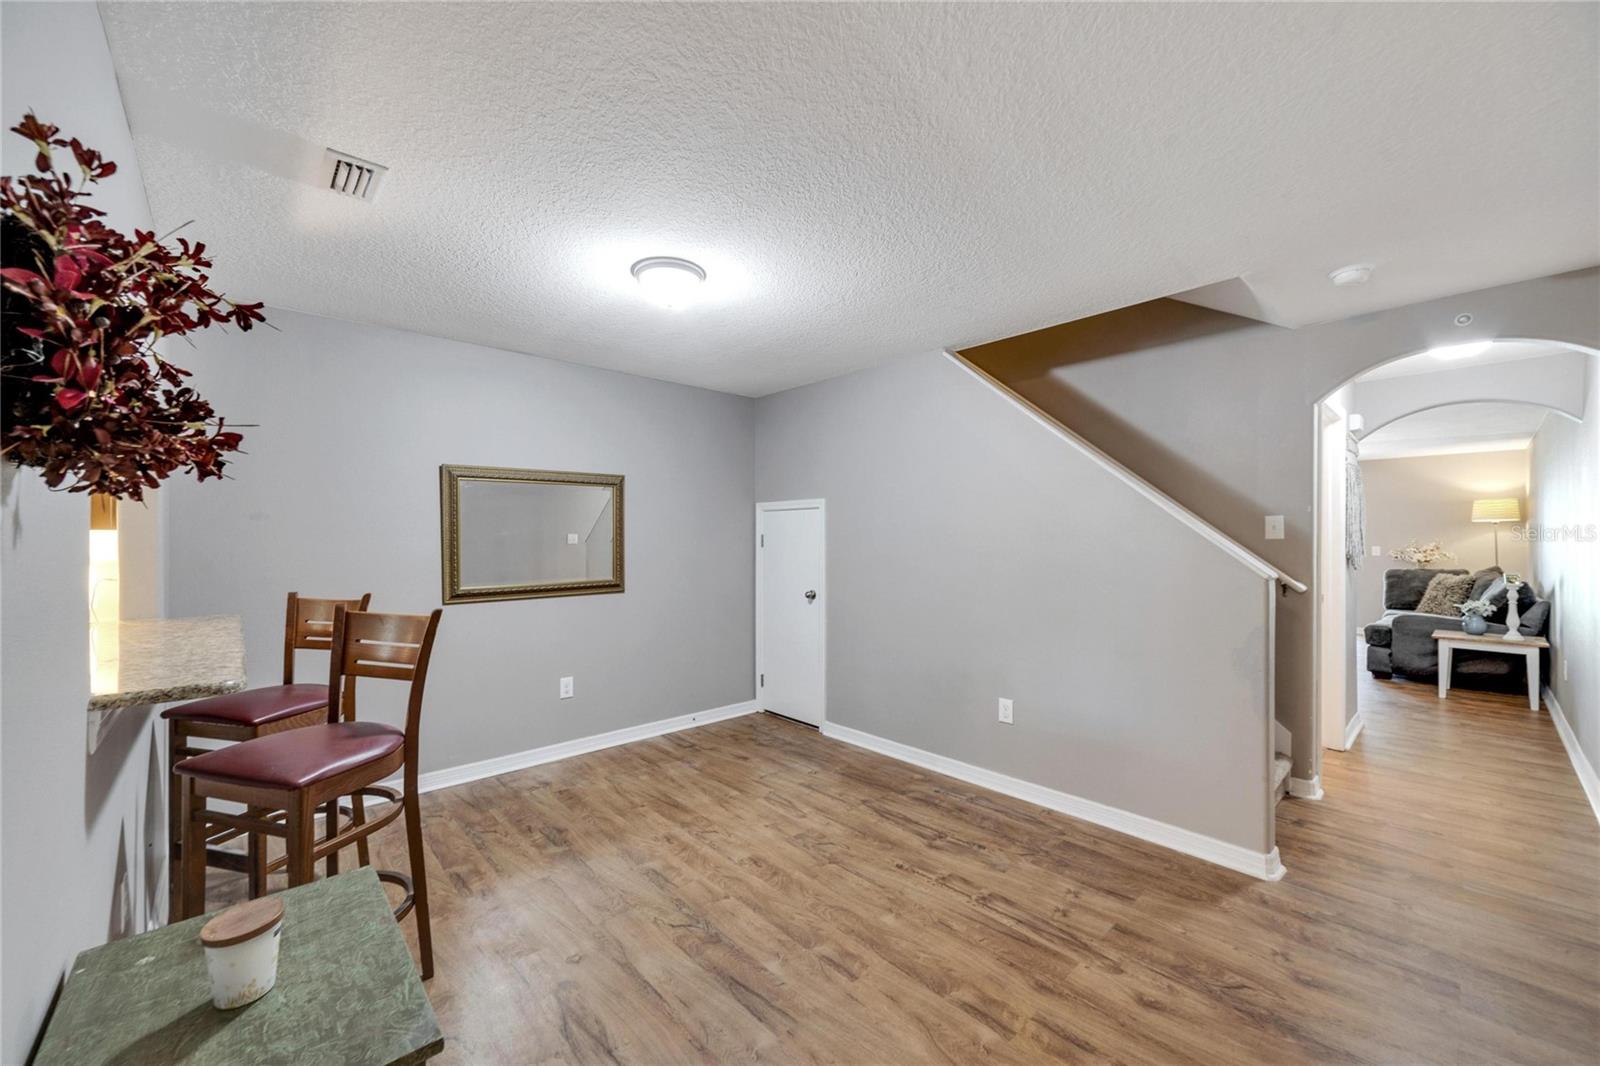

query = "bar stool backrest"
327;607;444;770
283;591;373;685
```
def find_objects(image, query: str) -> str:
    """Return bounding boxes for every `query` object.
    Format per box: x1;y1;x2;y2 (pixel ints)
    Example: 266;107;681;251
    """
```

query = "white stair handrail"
949;351;1308;594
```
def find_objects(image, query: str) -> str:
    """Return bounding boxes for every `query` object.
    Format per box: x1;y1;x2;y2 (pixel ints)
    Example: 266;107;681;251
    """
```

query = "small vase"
1463;614;1488;636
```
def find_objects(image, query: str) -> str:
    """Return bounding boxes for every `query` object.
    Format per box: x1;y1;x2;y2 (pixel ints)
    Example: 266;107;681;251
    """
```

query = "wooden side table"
1433;629;1551;711
34;868;442;1065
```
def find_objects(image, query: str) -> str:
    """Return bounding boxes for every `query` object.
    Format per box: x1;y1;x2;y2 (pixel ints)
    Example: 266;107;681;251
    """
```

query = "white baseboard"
820;722;1285;882
1545;688;1600;825
1343;708;1366;750
403;699;760;795
1289;775;1324;800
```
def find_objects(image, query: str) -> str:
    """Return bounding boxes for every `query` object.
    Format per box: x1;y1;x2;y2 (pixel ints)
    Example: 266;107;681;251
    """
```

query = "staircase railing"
949;351;1306;594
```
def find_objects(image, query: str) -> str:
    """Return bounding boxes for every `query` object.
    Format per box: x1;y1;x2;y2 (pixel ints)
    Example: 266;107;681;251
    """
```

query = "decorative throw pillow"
1487;579;1540;624
1384;567;1467;610
1415;572;1476;615
1468;567;1504;602
1518;599;1551;636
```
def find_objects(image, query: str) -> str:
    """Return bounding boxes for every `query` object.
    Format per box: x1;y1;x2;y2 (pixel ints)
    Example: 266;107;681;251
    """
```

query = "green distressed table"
35;868;444;1065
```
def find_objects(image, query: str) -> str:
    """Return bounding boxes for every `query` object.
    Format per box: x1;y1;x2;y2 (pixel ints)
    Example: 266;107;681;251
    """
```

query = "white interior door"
757;501;825;727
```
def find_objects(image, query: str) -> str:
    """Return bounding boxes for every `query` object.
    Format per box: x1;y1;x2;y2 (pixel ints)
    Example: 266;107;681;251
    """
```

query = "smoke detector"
324;148;387;201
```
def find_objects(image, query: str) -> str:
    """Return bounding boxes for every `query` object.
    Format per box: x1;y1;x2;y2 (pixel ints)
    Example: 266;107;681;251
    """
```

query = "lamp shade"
1471;497;1522;523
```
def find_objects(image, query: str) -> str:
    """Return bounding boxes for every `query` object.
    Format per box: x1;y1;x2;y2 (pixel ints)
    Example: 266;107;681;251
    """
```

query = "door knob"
804;590;817;601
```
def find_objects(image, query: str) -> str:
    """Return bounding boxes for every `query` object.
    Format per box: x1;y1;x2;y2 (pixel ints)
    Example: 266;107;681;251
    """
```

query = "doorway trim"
1314;399;1351;764
755;498;827;726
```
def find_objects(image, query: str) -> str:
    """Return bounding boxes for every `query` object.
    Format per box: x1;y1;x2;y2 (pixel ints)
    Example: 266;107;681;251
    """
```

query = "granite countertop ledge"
88;615;246;712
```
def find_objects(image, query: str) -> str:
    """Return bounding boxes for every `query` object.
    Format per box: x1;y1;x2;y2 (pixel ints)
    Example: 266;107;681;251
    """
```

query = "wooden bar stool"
162;592;371;918
175;606;442;979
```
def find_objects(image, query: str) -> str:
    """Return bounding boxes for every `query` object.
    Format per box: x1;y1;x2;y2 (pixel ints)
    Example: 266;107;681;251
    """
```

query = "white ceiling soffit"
1357;339;1588;382
98;2;1599;396
1358;401;1549;461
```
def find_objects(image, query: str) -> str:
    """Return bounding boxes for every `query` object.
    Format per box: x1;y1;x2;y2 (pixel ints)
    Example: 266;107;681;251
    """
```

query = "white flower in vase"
1457;596;1494;636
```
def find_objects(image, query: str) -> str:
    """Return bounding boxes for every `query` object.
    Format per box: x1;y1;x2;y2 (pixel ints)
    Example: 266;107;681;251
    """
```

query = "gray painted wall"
0;4;165;1058
163;308;756;775
1530;357;1599;779
755;352;1274;853
1357;449;1532;624
966;269;1600;779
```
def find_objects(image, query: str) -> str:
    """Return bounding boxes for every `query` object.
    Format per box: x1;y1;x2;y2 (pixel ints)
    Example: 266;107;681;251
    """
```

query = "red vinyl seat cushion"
161;684;331;728
175;721;404;790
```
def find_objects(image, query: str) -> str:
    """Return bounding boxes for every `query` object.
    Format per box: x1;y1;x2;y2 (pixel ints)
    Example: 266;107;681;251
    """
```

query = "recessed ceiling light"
1427;340;1493;362
631;257;706;310
1329;264;1373;287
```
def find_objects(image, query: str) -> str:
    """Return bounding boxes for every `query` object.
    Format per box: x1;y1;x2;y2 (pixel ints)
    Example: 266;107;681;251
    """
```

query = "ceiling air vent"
324;149;387;202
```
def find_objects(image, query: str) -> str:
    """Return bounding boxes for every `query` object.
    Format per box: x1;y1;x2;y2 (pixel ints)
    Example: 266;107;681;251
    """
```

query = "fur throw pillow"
1415;572;1476;616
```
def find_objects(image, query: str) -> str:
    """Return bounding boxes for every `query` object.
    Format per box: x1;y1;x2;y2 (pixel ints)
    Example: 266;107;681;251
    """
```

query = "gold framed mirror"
439;465;624;603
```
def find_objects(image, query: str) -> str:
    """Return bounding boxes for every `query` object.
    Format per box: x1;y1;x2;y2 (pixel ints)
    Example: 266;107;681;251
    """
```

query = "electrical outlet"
567;533;579;545
559;676;574;699
998;697;1014;724
1264;515;1285;540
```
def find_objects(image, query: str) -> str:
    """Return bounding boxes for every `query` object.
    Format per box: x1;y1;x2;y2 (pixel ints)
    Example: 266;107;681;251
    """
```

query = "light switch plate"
1265;515;1285;540
567;533;579;545
1371;545;1382;556
559;676;574;699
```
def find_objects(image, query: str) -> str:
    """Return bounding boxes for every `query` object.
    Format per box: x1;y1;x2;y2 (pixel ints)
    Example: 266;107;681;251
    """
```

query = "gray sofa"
1365;567;1551;689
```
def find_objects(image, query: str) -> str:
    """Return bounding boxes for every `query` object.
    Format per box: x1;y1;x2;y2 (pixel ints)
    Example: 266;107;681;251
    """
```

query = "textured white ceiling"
98;2;1599;395
1358;402;1548;461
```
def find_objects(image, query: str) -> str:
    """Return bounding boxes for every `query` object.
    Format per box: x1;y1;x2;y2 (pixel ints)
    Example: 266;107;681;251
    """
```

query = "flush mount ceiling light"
630;257;706;310
1328;263;1373;287
1427;340;1493;361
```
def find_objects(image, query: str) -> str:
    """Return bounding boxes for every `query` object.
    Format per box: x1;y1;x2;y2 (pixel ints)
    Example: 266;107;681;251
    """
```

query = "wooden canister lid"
200;896;284;948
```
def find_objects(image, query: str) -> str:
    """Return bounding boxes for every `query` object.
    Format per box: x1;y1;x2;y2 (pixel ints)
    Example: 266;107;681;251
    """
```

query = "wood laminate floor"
222;673;1600;1063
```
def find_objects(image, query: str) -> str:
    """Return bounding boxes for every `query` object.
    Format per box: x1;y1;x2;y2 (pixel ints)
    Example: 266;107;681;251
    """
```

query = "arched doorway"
1309;338;1595;794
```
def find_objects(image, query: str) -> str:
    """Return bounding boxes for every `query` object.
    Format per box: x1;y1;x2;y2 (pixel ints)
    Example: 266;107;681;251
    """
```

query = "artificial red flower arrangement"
1;113;265;500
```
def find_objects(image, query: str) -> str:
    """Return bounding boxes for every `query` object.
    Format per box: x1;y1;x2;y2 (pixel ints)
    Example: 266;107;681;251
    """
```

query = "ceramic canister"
199;896;285;1010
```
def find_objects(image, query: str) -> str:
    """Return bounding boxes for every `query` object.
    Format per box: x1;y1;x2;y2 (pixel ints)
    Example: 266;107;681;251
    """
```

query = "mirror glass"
440;467;623;602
